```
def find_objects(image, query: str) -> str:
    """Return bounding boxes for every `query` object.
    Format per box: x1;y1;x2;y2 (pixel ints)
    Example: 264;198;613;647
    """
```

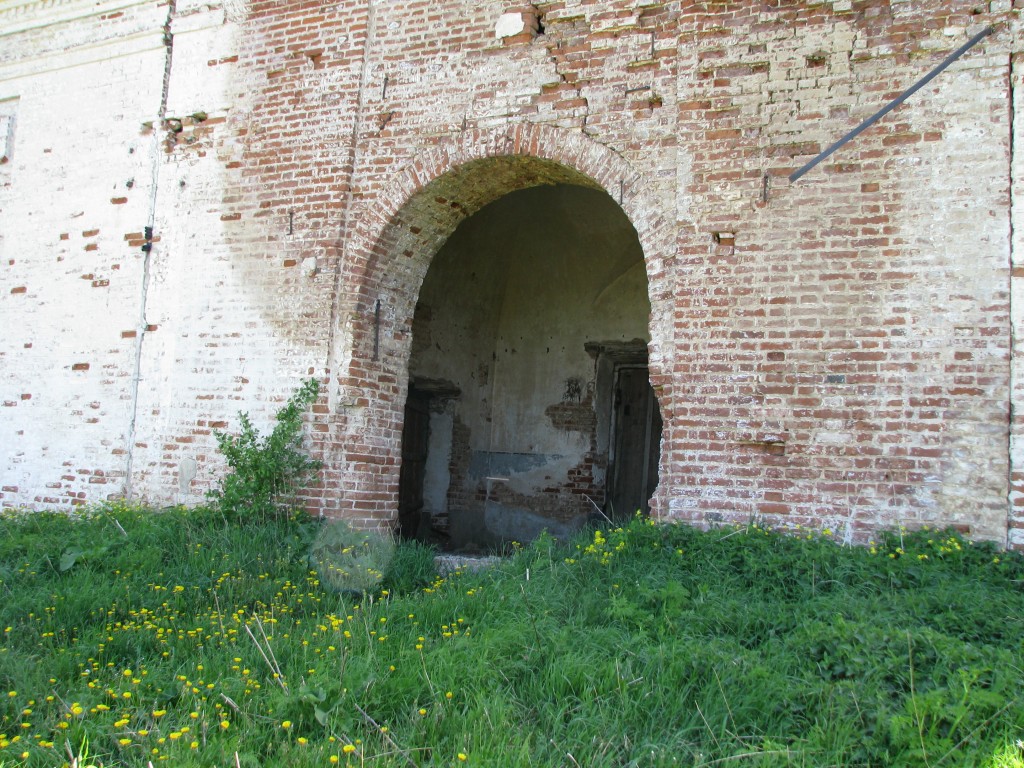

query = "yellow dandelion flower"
343;744;356;754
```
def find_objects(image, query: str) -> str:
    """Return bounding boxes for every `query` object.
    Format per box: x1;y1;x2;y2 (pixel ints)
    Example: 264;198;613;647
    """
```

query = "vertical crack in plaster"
124;0;176;498
1008;50;1018;548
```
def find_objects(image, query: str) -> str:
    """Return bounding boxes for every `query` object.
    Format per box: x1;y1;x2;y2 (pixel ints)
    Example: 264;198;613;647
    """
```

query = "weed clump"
207;378;322;523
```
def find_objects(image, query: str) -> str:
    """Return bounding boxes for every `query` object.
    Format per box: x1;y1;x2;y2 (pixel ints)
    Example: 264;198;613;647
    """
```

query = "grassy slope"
0;504;1022;767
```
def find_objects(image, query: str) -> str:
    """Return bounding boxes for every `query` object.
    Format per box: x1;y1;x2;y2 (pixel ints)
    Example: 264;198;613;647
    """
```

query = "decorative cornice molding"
0;27;163;85
0;0;157;37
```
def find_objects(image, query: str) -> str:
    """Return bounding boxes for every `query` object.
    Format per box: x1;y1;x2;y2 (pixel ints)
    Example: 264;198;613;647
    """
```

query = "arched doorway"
397;183;659;550
331;126;673;538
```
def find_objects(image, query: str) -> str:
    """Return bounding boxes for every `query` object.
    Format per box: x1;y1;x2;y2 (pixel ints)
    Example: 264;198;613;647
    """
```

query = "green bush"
207;378;322;523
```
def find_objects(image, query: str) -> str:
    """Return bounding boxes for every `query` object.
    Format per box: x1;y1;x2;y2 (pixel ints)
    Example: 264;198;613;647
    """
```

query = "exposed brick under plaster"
0;0;1022;549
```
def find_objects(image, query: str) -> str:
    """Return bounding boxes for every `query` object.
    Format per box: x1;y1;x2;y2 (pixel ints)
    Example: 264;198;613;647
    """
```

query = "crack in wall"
1009;49;1019;548
123;0;175;499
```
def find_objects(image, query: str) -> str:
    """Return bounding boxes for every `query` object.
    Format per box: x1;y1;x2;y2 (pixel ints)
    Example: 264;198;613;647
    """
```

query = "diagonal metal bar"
789;25;994;183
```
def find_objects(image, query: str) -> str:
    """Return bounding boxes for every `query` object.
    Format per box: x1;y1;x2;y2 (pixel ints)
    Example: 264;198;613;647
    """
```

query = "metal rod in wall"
789;25;994;183
373;299;381;361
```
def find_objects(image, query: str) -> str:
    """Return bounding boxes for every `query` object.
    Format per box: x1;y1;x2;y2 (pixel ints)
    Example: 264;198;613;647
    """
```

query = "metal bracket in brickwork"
373;299;381;361
142;226;154;253
789;25;994;183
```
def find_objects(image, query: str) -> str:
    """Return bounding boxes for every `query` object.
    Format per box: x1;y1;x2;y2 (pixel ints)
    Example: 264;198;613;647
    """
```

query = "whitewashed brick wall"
1;0;1022;549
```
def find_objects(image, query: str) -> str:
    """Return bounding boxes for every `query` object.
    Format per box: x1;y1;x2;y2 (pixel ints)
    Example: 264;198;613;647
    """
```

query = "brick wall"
0;1;170;508
1;0;1022;549
669;2;1016;544
1009;33;1024;549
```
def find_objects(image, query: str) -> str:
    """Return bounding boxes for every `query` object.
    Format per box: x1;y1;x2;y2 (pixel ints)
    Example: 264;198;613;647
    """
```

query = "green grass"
0;504;1022;767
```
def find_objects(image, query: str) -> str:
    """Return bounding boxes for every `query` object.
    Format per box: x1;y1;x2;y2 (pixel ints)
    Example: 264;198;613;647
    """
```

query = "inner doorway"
397;388;430;539
607;364;662;520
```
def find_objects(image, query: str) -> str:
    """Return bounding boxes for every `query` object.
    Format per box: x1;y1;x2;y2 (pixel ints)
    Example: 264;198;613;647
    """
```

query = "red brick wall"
2;0;1022;548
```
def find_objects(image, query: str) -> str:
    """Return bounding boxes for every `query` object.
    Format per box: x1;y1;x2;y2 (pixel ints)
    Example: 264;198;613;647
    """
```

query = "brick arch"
326;123;675;527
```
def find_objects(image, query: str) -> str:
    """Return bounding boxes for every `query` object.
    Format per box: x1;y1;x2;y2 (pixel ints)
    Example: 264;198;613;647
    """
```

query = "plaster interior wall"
408;183;653;550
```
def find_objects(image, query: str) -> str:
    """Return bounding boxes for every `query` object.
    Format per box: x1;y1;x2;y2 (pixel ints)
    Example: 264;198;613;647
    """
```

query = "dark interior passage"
399;182;660;550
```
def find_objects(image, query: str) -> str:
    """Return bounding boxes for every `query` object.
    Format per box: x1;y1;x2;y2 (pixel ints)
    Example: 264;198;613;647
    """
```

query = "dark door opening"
607;365;661;520
397;389;430;539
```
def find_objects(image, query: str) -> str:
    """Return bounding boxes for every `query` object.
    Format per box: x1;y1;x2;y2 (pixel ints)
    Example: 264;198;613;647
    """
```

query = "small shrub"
208;378;322;523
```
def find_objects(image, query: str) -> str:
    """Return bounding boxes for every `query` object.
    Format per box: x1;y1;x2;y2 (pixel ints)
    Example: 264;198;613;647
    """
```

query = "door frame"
585;340;660;519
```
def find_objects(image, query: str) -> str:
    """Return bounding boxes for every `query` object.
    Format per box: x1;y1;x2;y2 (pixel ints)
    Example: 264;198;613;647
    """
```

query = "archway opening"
397;183;659;551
